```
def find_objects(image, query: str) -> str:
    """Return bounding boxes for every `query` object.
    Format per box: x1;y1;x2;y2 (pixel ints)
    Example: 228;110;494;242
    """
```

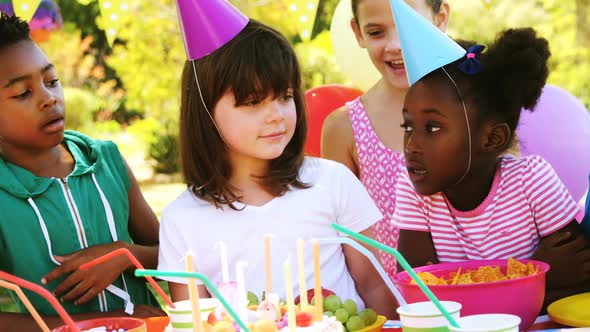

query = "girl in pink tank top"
347;98;405;278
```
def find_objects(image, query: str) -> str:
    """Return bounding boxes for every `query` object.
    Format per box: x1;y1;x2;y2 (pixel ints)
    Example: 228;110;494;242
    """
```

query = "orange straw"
0;271;79;332
78;248;175;308
0;279;51;332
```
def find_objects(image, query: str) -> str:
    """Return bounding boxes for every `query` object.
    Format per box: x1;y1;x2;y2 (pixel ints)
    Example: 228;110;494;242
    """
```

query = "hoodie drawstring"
91;173;134;315
29;174;134;315
28;198;61;266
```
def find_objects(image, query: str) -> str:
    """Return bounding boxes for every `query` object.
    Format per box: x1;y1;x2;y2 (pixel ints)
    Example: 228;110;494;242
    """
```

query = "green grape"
358;308;377;326
342;299;358;315
346;316;365;332
247;291;259;306
334;308;350;324
324;311;334;317
323;294;343;313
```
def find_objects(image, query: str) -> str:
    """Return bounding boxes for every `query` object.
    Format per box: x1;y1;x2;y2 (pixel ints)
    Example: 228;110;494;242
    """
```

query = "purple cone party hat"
175;0;248;61
389;0;465;85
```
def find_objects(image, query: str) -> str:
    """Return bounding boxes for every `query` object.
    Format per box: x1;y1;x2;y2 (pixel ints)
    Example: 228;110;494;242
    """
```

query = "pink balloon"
518;85;590;202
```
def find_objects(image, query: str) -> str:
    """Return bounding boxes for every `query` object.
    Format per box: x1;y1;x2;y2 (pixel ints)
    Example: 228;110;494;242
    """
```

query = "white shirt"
158;157;382;307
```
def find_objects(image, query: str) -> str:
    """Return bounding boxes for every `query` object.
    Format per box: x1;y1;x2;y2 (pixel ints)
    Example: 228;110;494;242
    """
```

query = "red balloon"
304;84;363;157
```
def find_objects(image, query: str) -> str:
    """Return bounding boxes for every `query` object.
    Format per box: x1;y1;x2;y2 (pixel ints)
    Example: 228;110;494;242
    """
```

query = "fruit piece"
358;308;377;326
248;291;260;306
295;288;336;305
208;310;227;325
342;299;358;316
212;321;235;332
324;311;334;317
323;294;343;313
300;304;316;315
253;319;278;332
296;311;314;327
346;316;365;332
334;308;349;324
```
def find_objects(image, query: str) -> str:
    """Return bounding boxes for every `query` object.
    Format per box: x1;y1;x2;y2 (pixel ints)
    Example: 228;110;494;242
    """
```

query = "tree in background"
46;0;588;177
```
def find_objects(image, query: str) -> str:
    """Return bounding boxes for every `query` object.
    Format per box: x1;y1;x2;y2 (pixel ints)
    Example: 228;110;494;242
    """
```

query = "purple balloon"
174;0;248;61
518;85;590;202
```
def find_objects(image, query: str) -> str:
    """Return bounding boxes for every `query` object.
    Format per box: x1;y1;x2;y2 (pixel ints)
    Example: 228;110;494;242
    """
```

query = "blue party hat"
389;0;466;85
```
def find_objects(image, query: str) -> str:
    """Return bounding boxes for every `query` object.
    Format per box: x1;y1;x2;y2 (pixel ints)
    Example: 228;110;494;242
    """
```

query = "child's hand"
128;304;167;318
41;241;131;305
532;230;590;289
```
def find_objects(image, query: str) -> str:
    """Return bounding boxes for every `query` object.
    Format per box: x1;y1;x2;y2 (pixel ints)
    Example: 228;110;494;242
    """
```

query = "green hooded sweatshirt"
0;130;157;315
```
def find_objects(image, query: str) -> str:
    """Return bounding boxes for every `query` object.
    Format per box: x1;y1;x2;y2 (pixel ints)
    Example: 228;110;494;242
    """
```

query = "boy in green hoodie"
0;13;165;331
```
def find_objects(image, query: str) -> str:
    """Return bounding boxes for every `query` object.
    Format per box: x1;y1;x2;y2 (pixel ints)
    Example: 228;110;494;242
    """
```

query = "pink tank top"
347;98;405;277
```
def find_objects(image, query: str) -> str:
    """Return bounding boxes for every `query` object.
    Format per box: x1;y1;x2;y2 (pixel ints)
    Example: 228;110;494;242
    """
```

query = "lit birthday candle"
264;234;272;295
236;261;249;327
284;258;296;332
216;241;230;284
185;251;203;332
297;238;308;306
313;240;322;321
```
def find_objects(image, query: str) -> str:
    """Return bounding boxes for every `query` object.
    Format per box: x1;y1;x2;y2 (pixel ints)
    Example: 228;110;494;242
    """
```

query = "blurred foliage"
105;1;184;125
450;0;590;108
48;0;589;176
295;31;350;90
62;87;100;131
149;132;179;174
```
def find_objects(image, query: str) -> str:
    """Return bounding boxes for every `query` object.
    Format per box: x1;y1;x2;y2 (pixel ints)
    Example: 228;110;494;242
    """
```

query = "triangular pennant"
12;0;42;23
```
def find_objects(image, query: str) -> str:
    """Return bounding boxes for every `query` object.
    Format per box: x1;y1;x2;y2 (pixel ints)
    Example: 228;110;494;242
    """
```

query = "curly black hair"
0;12;31;50
422;27;551;145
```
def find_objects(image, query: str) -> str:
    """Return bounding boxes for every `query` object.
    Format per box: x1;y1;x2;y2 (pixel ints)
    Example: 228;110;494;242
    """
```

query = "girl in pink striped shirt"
393;28;590;309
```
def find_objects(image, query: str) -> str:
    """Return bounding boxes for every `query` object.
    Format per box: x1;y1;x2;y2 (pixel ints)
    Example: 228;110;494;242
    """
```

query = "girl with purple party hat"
157;0;397;318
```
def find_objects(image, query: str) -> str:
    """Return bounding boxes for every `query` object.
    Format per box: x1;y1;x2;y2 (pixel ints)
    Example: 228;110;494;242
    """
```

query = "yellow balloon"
330;0;380;91
481;0;493;9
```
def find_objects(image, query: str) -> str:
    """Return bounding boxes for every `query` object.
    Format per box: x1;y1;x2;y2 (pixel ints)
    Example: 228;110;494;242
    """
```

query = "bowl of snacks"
51;317;147;332
393;258;549;331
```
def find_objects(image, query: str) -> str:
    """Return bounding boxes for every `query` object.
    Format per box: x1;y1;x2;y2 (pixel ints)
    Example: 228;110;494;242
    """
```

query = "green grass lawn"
140;182;186;218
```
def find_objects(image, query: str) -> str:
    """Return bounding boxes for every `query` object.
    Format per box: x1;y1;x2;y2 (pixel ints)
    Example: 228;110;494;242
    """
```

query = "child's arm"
343;228;398;319
531;220;590;309
321;107;359;176
521;157;589;307
168;281;211;302
397;229;438;269
0;304;165;332
393;169;436;269
41;160;161;306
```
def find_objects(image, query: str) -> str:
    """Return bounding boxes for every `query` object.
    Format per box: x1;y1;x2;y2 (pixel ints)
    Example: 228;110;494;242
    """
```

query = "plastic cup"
397;301;462;332
167;298;221;331
448;314;521;332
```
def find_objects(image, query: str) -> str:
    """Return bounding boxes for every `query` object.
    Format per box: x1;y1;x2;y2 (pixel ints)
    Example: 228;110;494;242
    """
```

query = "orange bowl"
144;316;170;332
356;315;386;332
52;317;146;332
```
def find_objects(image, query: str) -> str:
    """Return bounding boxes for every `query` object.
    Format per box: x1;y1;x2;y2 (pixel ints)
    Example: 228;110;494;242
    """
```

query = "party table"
142;315;570;332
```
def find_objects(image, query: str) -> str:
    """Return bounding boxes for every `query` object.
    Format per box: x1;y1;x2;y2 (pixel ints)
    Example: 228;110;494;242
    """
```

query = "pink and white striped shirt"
393;155;580;262
347;98;406;277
